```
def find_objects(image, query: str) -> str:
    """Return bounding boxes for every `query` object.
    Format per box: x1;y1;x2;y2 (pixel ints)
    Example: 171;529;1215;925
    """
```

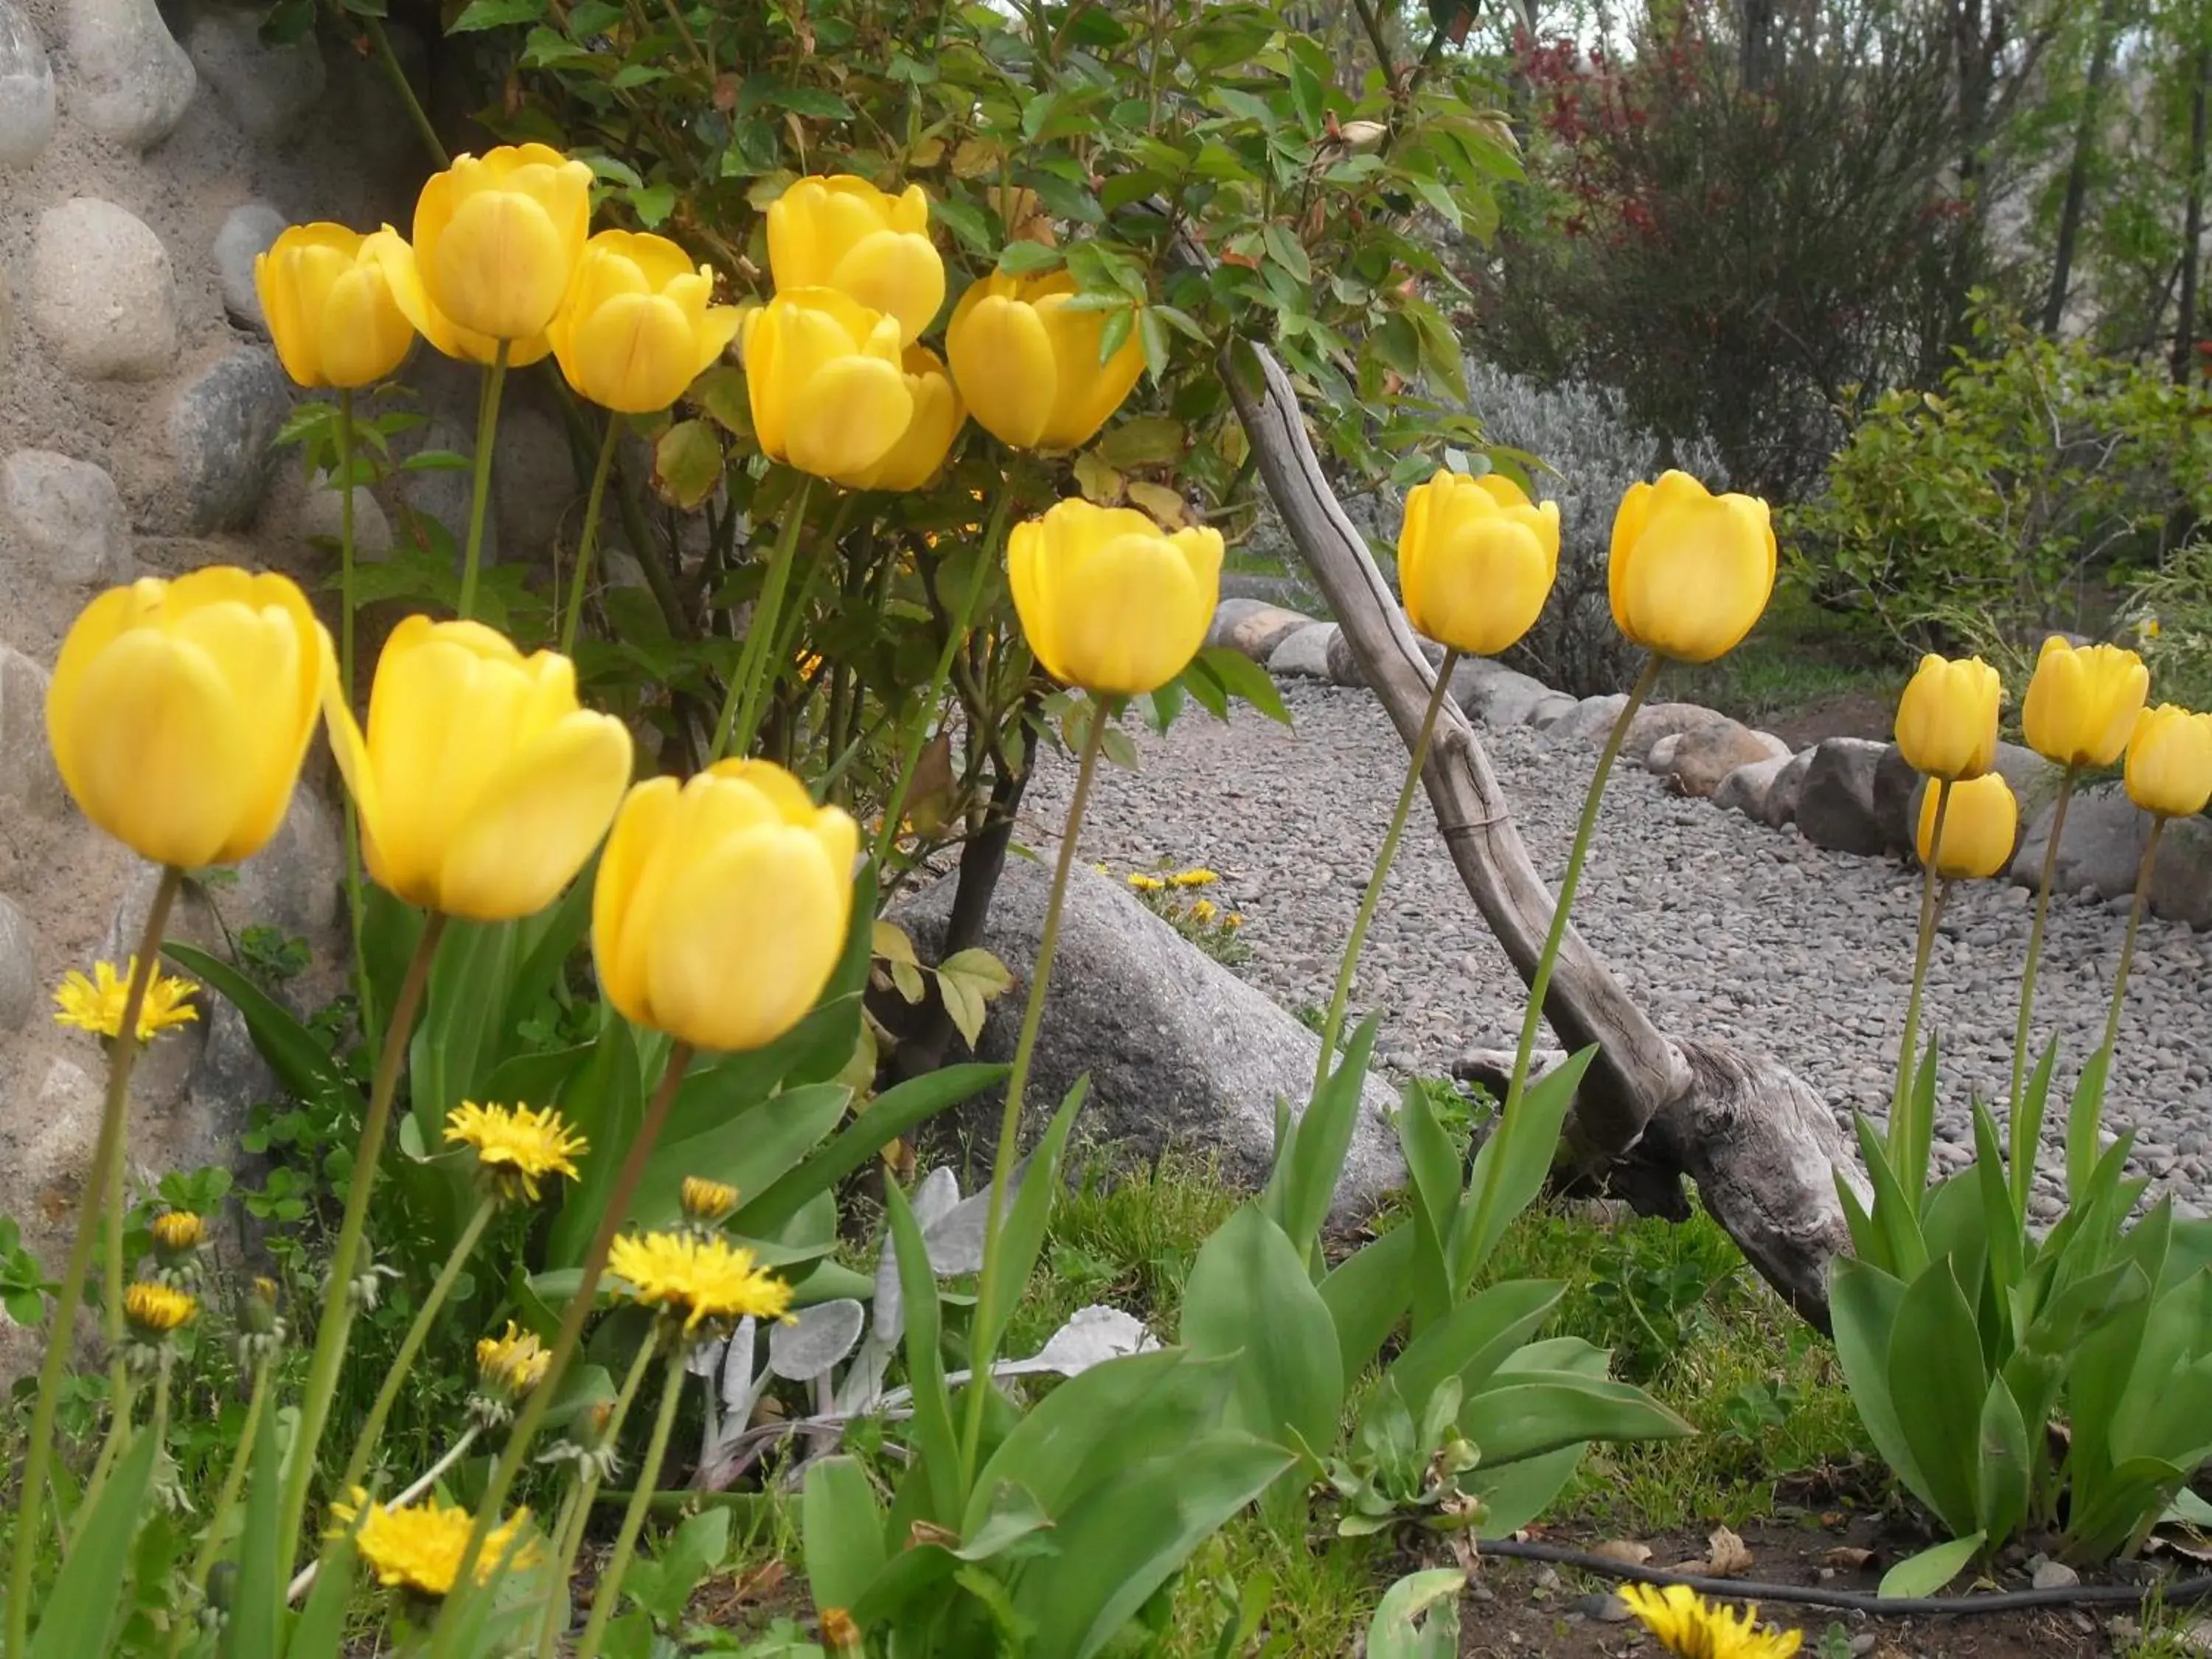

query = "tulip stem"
560;414;624;660
7;867;181;1658
2101;815;2165;1065
1458;655;1659;1291
335;388;378;1051
535;1337;658;1658
335;1192;498;1503
713;477;814;762
1893;779;1952;1199
1315;648;1459;1091
457;341;511;622
363;16;447;168
428;1044;695;1659
877;490;1015;869
573;1349;685;1659
2008;764;2076;1176
961;698;1109;1477
275;911;447;1576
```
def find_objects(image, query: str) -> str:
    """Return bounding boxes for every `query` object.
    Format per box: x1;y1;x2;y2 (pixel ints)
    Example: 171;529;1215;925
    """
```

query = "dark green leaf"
163;941;354;1108
802;1455;886;1614
1384;1279;1564;1427
1180;1207;1343;1466
448;0;540;27
1264;1015;1377;1260
1456;1372;1693;1464
1879;1534;1983;1599
1193;645;1290;725
217;1390;282;1659
1318;1224;1415;1382
1454;1048;1596;1275
30;1429;158;1659
1887;1259;1987;1535
885;1179;965;1526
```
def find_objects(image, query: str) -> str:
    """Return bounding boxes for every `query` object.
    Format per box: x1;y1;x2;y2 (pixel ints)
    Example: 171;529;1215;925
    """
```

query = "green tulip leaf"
802;1455;888;1615
1975;1371;2030;1548
635;1082;850;1238
972;1077;1089;1375
1877;1532;1983;1600
1382;1278;1564;1430
1181;1206;1344;1469
1887;1259;1986;1537
1263;1013;1379;1263
30;1427;158;1659
1457;1371;1691;1464
163;941;355;1110
2065;1044;2113;1205
2008;1039;2059;1214
1454;1046;1596;1276
884;1178;965;1526
1318;1222;1417;1385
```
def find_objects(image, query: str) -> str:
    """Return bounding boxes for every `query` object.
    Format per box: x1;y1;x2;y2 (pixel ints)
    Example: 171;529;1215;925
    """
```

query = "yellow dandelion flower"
1189;898;1219;924
1618;1584;1801;1659
474;1321;551;1396
1127;874;1166;893
1224;912;1245;930
444;1102;588;1202
335;1492;538;1599
608;1230;793;1335
52;959;199;1043
680;1175;739;1225
123;1282;198;1335
150;1211;206;1252
1169;868;1219;888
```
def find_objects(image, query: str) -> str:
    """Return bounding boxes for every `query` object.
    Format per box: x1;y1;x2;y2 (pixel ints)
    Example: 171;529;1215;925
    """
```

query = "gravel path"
1027;681;2212;1219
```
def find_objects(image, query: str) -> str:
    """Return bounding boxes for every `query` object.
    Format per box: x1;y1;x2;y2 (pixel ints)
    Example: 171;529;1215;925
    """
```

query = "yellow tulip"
1008;498;1222;696
849;347;965;492
765;175;945;347
1895;653;2002;782
1607;470;1776;662
369;144;594;366
47;568;331;869
945;271;1145;451
323;618;634;921
2125;704;2212;819
2020;634;2149;769
1917;773;2019;880
591;760;859;1053
254;224;415;390
549;229;743;414
1398;470;1560;658
740;289;914;486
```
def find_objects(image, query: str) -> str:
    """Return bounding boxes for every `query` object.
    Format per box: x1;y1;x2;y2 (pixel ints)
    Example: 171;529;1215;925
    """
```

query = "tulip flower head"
1607;471;1776;663
49;568;332;869
2020;635;2149;769
1917;773;2019;880
324;618;634;922
255;224;416;389
849;346;966;492
592;759;859;1054
1895;653;2002;782
766;175;946;347
551;229;743;414
945;271;1146;452
741;289;915;487
2126;705;2212;819
1009;498;1224;696
370;144;594;366
1399;469;1561;658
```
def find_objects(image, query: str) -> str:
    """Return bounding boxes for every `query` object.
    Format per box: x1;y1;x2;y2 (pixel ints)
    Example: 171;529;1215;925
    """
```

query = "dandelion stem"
560;414;623;660
7;866;181;1658
535;1338;658;1658
1315;647;1458;1090
1457;656;1660;1290
1894;779;1952;1199
457;340;510;621
338;1194;499;1500
572;1352;686;1659
276;911;448;1574
2101;816;2166;1064
713;477;815;762
428;1046;695;1659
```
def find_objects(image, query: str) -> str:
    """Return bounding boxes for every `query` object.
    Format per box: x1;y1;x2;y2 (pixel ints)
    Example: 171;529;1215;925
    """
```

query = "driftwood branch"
1222;339;1865;1329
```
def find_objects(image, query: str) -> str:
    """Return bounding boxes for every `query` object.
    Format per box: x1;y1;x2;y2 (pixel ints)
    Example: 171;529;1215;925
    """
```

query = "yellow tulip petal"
1470;472;1533;511
830;229;945;346
593;775;683;1028
563;291;700;414
48;582;153;804
782;356;913;484
433;189;570;341
67;631;253;869
947;291;1057;448
1050;531;1208;695
1006;516;1061;682
707;757;819;823
436;712;633;920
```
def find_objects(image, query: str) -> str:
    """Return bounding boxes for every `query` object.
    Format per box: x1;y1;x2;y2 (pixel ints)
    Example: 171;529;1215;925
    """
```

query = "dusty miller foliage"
1464;358;1728;698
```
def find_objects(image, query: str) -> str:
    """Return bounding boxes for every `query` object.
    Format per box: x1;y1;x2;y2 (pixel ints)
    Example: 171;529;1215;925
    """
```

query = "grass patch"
1667;582;1902;725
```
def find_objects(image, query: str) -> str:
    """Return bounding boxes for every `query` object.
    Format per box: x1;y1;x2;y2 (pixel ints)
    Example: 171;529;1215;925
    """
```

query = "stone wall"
0;0;577;1355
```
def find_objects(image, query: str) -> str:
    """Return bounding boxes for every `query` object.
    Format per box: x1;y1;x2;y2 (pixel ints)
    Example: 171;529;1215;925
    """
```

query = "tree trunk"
2042;0;2122;336
1221;338;1867;1331
2174;41;2211;383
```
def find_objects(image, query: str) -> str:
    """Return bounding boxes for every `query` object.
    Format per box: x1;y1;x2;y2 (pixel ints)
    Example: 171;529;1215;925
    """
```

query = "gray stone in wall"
493;404;577;556
0;894;36;1032
168;348;293;532
213;202;288;333
31;199;181;381
1267;622;1337;679
0;0;55;168
65;0;195;150
400;413;496;560
186;11;324;141
0;644;65;820
1795;737;1891;858
1447;656;1554;728
296;472;393;561
1;451;133;585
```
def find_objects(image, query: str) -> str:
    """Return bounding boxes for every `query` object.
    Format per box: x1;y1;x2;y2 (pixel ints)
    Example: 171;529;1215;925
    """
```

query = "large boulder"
1268;622;1337;679
1206;598;1311;662
1663;720;1790;799
1618;701;1729;764
1763;747;1817;828
1448;656;1557;728
1796;737;1893;857
2010;785;2212;928
1714;753;1794;821
894;860;1406;1219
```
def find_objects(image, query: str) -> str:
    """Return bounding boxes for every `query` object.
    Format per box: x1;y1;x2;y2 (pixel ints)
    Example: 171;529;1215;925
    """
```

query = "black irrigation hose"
1476;1538;2212;1618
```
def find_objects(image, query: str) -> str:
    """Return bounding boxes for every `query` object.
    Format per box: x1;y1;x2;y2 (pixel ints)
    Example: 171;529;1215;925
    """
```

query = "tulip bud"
1009;499;1223;696
592;760;859;1054
2020;635;2149;769
551;229;743;414
740;289;915;487
1398;470;1560;658
255;225;416;390
945;271;1145;452
849;347;966;492
369;144;594;366
324;617;633;921
1917;773;2018;880
1607;470;1776;662
49;569;332;869
1895;653;2002;782
766;175;946;347
2125;704;2212;819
